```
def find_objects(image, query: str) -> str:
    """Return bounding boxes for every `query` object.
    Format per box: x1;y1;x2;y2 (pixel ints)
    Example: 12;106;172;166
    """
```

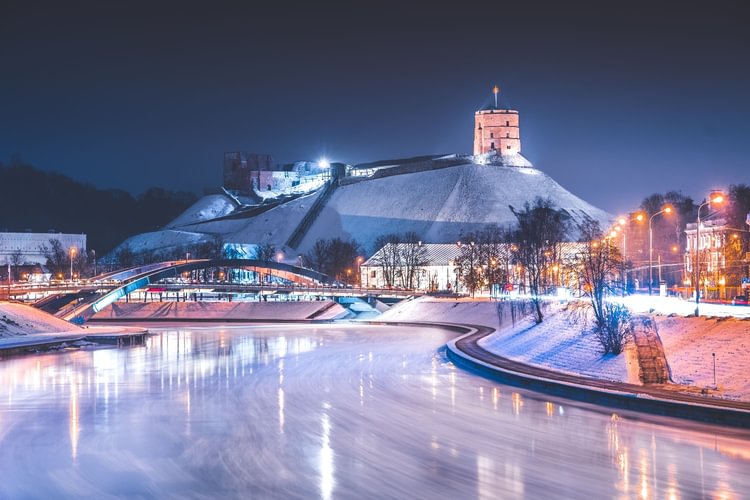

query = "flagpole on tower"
493;85;499;108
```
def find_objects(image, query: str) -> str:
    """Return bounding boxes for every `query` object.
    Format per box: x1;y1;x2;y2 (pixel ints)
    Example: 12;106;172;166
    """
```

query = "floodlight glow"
318;158;330;168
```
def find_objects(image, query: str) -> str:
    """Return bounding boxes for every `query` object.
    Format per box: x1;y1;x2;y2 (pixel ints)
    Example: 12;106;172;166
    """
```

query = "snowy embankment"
0;302;82;337
382;297;750;401
379;297;636;384
654;315;750;401
91;301;349;321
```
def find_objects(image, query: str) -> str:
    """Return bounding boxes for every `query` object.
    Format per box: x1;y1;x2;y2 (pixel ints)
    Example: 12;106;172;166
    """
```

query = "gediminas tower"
473;85;521;156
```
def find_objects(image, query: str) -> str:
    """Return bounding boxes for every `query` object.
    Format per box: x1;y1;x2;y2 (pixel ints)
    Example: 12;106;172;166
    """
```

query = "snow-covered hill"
112;155;612;258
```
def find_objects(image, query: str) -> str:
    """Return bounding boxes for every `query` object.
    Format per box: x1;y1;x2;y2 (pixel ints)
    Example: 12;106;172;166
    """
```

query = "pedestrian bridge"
52;259;337;321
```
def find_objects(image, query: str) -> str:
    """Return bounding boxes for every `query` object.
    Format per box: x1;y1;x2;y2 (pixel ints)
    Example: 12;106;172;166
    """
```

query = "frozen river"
0;323;749;499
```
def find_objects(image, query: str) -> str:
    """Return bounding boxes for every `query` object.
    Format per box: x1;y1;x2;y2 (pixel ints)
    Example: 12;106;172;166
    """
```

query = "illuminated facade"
0;231;86;266
473;87;521;156
684;218;749;299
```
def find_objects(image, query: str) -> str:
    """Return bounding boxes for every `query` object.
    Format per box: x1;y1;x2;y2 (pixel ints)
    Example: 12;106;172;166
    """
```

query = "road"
0;323;748;498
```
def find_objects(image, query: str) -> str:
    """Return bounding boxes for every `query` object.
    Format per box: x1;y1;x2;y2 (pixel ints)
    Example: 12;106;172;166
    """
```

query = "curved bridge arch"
64;259;336;321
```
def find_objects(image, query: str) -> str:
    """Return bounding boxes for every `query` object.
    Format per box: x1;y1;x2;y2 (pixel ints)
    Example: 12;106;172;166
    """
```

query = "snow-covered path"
0;323;748;498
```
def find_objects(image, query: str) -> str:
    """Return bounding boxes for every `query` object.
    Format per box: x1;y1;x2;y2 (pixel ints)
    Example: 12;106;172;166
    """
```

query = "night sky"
1;1;748;215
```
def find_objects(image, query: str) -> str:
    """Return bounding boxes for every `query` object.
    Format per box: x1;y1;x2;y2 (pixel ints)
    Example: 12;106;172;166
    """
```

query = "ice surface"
0;323;748;498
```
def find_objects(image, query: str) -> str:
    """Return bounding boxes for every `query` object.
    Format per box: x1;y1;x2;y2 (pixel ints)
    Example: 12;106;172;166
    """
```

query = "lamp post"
617;212;644;295
694;192;725;316
356;256;364;288
69;247;77;282
648;206;672;296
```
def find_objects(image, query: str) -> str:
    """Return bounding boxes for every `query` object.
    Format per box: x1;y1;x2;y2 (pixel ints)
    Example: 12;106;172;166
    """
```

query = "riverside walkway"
447;324;750;428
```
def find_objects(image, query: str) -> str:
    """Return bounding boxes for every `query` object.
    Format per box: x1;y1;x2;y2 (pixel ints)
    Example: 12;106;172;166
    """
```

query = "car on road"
731;295;749;306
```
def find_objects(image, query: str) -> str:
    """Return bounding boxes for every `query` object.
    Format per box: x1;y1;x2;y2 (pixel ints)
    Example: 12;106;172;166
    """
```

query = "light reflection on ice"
320;406;335;500
0;323;747;498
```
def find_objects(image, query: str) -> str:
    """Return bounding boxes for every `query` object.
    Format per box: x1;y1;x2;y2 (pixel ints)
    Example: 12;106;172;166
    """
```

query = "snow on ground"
165;194;238;228
115;229;209;255
176;189;325;253
384;297;750;401
654;315;750;400
380;297;635;384
478;309;637;384
111;158;613;257
379;296;506;329
623;295;750;319
0;302;82;337
300;161;613;254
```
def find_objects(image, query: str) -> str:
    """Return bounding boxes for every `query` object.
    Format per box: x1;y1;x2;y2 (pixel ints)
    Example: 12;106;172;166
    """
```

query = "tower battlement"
473;86;521;156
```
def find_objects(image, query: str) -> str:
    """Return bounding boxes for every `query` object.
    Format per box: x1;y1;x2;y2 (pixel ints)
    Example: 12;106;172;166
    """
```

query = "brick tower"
473;86;521;156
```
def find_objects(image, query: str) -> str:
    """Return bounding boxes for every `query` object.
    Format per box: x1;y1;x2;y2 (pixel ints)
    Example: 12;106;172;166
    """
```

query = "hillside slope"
112;157;612;257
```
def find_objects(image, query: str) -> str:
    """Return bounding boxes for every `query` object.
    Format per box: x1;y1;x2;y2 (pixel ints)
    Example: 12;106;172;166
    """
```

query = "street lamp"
69;247;77;281
616;212;644;295
356;256;364;288
694;192;725;316
648;205;673;296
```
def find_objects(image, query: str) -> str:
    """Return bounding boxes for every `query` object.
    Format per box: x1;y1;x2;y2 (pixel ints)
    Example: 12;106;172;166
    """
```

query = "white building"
361;243;462;291
0;231;87;265
361;242;588;293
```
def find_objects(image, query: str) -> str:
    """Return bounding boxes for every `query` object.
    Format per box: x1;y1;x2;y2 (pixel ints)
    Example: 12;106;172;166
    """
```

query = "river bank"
380;297;750;402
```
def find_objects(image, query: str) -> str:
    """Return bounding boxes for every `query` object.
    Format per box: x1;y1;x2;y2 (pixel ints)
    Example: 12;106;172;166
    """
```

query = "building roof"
363;243;462;267
363;242;587;267
477;104;517;113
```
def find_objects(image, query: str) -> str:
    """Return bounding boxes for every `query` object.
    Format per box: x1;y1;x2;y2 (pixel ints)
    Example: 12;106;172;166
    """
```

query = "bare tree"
303;239;330;273
114;246;135;268
9;248;23;281
574;220;631;354
399;232;427;289
510;198;570;323
477;225;510;294
40;239;67;278
455;240;481;297
193;235;226;259
254;243;276;263
372;234;401;287
302;237;361;282
328;238;361;283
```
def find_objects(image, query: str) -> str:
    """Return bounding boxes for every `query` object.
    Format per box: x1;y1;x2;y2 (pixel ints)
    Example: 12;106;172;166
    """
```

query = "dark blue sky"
1;1;748;215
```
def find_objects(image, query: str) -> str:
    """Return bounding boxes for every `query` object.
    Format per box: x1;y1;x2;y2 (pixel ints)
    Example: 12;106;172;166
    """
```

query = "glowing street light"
648;205;673;296
318;158;330;169
356;256;364;288
694;192;725;316
69;247;77;281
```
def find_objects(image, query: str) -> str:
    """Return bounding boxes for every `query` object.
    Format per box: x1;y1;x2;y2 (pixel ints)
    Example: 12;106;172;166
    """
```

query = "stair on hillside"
285;180;338;249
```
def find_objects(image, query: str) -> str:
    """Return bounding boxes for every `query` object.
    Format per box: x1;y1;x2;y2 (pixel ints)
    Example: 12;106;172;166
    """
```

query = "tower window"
491;142;495;149
506;121;510;126
506;145;511;149
490;132;494;138
506;132;510;138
